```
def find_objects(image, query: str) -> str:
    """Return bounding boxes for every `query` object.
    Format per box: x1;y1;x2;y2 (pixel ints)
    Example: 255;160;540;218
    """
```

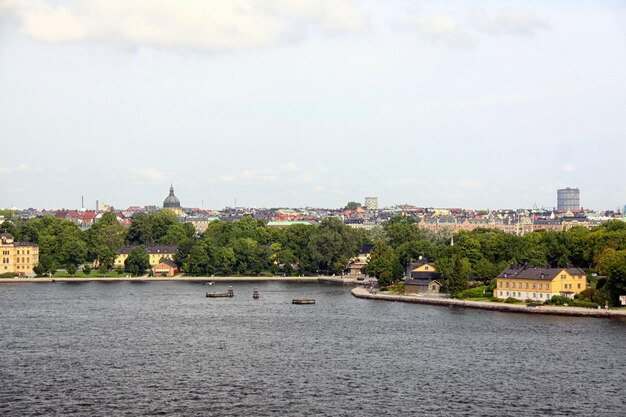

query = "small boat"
203;281;214;286
292;299;315;305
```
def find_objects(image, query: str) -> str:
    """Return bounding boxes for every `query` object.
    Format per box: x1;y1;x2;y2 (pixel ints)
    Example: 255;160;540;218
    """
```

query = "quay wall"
351;287;626;319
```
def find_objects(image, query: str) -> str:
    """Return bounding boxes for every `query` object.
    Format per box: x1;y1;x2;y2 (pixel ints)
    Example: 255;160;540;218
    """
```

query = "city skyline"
1;1;625;210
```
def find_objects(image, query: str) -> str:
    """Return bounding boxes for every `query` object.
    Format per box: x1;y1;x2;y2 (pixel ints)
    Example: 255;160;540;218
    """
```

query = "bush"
66;264;78;276
82;265;92;275
546;295;572;306
0;272;17;278
505;297;522;304
456;285;490;299
570;299;598;308
491;297;504;302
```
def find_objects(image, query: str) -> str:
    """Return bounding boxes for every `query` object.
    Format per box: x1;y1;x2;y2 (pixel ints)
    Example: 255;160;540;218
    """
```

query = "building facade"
364;197;378;211
404;259;442;294
495;265;587;301
0;233;39;276
557;188;580;211
114;245;178;268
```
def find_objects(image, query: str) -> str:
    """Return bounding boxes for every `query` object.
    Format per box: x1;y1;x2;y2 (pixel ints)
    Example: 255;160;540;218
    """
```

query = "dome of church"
163;185;181;208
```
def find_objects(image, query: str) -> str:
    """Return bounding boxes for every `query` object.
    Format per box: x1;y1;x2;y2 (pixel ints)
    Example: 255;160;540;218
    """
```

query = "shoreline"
351;287;626;319
0;275;360;284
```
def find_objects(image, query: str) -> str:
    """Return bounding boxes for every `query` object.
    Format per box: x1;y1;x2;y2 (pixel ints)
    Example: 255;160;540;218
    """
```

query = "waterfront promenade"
351;287;626;318
0;275;359;284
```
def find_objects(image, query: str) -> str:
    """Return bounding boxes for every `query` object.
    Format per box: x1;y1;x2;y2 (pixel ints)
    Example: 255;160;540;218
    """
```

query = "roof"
0;232;13;238
120;245;178;255
498;265;586;280
14;242;38;247
154;259;178;268
163;185;181;208
405;278;441;286
409;271;441;280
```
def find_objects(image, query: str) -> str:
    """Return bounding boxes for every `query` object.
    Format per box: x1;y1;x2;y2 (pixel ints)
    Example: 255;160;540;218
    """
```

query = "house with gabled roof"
495;265;587;301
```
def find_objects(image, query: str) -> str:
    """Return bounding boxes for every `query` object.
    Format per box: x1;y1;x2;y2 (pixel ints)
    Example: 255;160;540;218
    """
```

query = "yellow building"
114;245;177;268
495;266;587;302
404;259;442;294
0;232;39;276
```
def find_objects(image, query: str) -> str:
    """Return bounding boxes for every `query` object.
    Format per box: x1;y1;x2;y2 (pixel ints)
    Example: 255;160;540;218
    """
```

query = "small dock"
292;299;315;305
206;287;234;298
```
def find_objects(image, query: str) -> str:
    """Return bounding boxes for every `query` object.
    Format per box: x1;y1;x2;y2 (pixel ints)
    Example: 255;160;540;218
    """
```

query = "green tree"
344;201;362;210
446;256;471;296
308;217;363;274
87;213;126;271
364;241;404;284
124;246;150;276
66;263;78;276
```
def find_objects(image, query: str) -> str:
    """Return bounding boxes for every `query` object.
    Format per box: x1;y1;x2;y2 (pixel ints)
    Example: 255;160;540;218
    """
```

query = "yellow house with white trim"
495;266;587;302
0;232;39;276
114;245;177;268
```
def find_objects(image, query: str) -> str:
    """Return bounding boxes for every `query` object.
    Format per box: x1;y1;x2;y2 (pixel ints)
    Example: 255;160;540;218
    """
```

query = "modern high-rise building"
557;188;580;211
364;197;378;211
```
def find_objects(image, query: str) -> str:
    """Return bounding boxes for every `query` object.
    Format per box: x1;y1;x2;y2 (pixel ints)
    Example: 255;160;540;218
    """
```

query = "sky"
1;0;625;211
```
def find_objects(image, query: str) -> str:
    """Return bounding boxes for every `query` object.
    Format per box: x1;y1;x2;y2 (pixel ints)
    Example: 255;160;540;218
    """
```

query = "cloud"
457;177;483;189
561;163;577;173
279;162;299;172
217;167;279;184
398;6;548;48
132;167;167;181
399;13;476;48
469;7;549;36
0;163;30;174
2;0;368;51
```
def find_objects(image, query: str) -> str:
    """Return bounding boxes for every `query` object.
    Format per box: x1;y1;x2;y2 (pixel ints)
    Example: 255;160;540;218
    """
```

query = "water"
0;281;624;416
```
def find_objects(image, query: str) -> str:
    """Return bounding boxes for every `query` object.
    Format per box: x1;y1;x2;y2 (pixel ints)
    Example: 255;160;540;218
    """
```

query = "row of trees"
2;210;625;304
0;211;368;277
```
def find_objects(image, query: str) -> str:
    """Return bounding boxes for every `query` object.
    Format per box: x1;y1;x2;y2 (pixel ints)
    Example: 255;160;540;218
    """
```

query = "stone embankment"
0;276;339;284
351;287;626;319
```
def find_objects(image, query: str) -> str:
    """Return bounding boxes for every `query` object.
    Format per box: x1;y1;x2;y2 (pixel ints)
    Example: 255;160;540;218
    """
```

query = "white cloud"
0;163;30;174
398;6;548;48
3;0;368;51
399;13;476;48
457;177;483;190
561;163;577;173
279;162;299;172
217;167;279;184
469;7;549;36
132;167;167;181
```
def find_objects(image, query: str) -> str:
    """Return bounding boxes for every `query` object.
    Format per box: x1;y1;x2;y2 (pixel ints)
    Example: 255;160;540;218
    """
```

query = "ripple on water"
0;281;625;416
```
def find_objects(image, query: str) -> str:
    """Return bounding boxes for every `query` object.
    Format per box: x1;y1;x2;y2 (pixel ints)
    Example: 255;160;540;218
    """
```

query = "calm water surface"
1;281;625;416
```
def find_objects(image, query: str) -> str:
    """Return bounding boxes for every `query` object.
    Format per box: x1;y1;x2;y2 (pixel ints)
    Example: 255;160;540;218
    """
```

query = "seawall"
0;276;325;284
351;287;626;319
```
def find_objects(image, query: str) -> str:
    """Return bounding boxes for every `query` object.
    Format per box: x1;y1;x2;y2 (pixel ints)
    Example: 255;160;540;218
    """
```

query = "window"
525;283;529;289
578;284;581;289
511;283;515;289
546;284;550;290
505;282;509;288
532;283;536;289
425;266;429;270
539;283;543;289
561;274;566;279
